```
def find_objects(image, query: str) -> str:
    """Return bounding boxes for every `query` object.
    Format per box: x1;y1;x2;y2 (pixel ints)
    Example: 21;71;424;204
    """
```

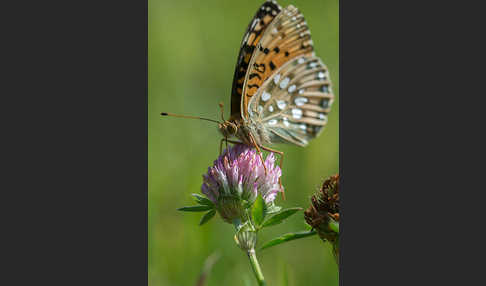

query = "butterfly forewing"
247;55;334;147
241;5;315;119
230;0;282;119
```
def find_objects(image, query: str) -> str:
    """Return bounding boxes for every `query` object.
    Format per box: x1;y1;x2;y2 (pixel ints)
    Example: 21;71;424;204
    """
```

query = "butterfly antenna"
160;112;220;124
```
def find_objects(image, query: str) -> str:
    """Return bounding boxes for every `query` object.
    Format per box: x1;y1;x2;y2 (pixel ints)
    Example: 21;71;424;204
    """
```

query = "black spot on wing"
253;63;266;73
247;84;260;90
269;61;276;70
249;73;262;80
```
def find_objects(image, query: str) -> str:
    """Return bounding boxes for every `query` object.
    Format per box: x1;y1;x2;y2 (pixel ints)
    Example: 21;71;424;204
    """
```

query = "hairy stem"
247;248;266;286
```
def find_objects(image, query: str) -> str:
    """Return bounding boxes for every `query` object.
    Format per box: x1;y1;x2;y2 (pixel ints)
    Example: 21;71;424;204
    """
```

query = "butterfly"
162;0;334;178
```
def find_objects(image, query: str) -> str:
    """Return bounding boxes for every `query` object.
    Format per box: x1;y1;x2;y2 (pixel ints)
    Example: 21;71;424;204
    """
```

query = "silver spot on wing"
261;91;271;101
279;77;290;89
294;97;308;106
292;108;303;119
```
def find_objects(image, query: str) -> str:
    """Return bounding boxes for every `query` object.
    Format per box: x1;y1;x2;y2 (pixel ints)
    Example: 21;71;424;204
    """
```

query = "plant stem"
333;239;339;265
247;248;266;286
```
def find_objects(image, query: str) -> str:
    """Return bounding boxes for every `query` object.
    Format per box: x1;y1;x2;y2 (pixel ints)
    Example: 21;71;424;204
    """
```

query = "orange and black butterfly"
162;0;334;170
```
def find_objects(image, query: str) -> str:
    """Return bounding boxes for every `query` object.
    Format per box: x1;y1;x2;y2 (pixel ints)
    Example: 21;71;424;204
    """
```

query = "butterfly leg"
217;103;230;154
247;132;268;175
219;138;224;155
219;137;230;155
260;145;285;199
259;147;284;171
226;139;244;145
220;138;244;155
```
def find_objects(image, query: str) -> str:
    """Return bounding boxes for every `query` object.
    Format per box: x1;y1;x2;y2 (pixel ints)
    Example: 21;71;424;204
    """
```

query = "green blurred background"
149;0;339;285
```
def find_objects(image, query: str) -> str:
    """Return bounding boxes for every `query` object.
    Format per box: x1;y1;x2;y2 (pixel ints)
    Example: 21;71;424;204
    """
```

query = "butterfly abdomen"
241;118;272;146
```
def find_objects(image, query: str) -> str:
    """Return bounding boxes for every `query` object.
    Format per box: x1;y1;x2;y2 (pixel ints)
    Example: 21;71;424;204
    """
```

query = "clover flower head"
201;144;282;223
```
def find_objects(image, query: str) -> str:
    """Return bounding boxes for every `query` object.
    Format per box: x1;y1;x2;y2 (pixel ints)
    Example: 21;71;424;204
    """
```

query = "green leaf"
266;203;282;214
260;230;317;250
177;205;213;212
251;195;267;227
262;207;302;228
199;209;216;225
191;193;214;206
329;219;339;233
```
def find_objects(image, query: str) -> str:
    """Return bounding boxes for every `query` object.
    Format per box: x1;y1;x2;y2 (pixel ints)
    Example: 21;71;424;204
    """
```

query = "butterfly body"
218;115;272;147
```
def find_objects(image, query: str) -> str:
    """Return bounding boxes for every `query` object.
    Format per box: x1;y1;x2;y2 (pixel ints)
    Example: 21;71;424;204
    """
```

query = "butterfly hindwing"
230;0;282;119
247;55;334;147
241;5;314;119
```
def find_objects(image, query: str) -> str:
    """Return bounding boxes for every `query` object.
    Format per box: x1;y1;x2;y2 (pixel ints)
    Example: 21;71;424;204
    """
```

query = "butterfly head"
219;120;239;138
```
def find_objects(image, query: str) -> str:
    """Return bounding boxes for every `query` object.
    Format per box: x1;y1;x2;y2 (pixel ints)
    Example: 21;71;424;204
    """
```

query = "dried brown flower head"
304;174;340;243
